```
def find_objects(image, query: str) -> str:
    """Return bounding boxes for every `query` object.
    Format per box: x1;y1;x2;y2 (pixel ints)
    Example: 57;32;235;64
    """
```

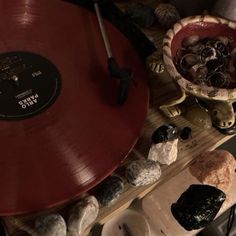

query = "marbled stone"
67;195;99;236
125;159;161;186
180;127;192;140
189;150;236;192
148;139;178;165
35;214;66;236
95;175;124;207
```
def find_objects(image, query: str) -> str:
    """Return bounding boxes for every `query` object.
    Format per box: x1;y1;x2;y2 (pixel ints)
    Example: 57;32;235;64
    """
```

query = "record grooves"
0;0;149;215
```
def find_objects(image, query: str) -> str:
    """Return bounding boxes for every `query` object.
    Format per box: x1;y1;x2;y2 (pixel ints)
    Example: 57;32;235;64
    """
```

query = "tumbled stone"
148;139;178;165
35;214;66;236
189;150;236;192
67;195;99;236
151;124;178;144
125;159;161;186
95;175;124;207
171;184;226;231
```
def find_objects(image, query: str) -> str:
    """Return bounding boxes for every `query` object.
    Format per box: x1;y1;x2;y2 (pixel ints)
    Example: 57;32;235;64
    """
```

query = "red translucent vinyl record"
0;0;149;215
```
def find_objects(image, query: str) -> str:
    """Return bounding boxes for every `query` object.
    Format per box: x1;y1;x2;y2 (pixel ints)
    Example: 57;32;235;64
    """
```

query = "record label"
0;51;61;120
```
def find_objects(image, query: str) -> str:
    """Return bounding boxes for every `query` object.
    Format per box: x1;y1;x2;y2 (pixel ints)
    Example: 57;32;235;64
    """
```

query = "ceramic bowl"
163;15;236;101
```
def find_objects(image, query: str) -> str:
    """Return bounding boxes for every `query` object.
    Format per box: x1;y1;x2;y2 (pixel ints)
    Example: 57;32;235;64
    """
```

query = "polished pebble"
180;127;192;140
125;159;161;186
95;175;124;207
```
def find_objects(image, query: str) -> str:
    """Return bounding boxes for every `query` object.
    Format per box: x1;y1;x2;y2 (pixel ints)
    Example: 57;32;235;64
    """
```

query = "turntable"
0;0;149;215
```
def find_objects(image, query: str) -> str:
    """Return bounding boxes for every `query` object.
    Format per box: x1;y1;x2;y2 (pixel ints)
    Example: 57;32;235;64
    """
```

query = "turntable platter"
0;0;149;215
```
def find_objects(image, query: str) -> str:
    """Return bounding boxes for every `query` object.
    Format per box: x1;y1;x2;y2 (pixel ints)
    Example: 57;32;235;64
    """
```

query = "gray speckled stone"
95;175;124;207
35;214;66;236
125;159;161;186
67;195;99;236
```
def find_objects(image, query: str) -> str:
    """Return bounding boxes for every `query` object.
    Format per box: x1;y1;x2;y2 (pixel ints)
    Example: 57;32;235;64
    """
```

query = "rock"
151;124;178;144
179;127;192;140
189;150;236;192
148;139;178;165
171;184;226;231
154;3;180;29
125;159;161;186
67;195;99;236
35;214;66;236
95;175;124;207
124;3;156;28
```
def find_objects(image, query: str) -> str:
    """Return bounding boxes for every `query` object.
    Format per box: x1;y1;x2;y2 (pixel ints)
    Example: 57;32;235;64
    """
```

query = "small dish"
101;209;150;236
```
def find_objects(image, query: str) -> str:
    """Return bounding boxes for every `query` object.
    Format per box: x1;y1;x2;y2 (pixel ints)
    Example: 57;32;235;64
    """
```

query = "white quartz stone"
148;139;178;165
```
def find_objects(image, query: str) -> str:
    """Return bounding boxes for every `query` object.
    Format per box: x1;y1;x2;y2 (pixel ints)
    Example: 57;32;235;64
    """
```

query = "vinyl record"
0;0;149;215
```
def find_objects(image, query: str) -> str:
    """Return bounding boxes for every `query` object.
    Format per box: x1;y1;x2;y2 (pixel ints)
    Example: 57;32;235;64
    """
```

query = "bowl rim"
163;15;236;101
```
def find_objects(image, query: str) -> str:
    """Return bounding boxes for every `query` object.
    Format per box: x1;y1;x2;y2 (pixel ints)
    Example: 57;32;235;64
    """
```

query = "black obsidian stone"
95;175;124;207
180;127;192;140
171;184;226;231
151;124;178;143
